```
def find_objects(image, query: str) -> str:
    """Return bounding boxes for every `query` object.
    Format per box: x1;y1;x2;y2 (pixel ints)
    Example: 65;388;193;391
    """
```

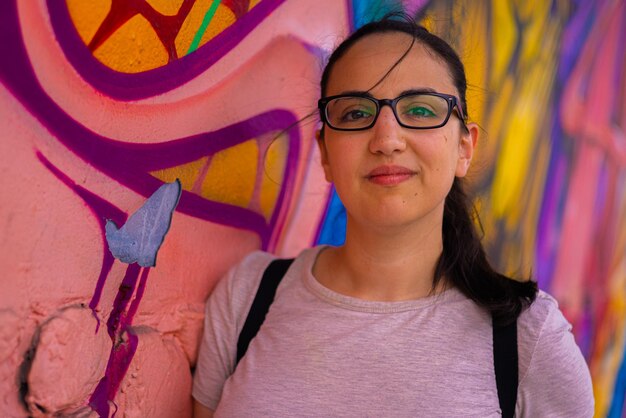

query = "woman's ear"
455;122;478;177
316;129;333;182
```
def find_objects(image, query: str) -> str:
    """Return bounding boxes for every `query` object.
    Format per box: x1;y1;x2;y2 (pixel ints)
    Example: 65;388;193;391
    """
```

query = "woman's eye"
341;109;373;121
406;106;436;118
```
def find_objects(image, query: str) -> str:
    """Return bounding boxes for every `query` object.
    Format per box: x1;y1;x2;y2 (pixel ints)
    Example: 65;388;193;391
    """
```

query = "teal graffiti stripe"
352;0;402;29
187;0;222;55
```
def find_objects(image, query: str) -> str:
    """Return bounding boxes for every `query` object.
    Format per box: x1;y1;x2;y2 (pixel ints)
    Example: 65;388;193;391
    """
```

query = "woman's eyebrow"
333;87;440;98
334;90;373;97
399;88;437;96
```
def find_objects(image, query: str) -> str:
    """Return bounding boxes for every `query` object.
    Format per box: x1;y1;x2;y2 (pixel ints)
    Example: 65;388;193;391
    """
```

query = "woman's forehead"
325;32;457;97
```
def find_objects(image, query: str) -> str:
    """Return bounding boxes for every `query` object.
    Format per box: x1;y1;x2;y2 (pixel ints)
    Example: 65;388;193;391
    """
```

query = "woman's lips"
366;165;416;186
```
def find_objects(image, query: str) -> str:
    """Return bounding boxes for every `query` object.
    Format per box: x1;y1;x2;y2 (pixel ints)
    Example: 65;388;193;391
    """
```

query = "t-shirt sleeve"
191;251;274;410
516;296;594;417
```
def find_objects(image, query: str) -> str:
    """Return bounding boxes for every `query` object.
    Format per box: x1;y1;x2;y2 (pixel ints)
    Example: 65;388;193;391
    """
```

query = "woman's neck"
314;215;446;301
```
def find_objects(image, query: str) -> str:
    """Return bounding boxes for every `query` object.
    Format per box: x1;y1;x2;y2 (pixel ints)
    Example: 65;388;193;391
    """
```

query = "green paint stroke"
187;0;222;55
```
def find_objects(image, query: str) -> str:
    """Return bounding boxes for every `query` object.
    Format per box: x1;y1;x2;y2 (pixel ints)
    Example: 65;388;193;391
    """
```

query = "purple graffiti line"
36;151;128;331
90;265;149;418
37;152;156;416
47;0;286;100
106;264;143;340
89;329;137;418
1;0;300;249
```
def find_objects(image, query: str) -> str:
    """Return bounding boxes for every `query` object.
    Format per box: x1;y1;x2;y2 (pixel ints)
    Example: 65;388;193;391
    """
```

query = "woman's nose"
369;106;407;155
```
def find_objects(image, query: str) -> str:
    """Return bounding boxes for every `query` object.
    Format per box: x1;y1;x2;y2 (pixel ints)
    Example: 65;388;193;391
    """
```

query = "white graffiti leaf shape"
105;179;182;267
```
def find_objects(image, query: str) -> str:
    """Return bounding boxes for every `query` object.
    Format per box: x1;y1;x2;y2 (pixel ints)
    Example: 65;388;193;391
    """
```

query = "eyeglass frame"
317;91;466;131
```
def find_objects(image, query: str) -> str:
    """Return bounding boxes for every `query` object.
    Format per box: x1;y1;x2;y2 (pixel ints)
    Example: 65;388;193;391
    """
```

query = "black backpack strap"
236;258;295;364
493;314;519;418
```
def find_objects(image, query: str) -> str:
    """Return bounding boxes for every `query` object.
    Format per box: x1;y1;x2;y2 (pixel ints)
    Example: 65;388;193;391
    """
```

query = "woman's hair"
319;13;538;326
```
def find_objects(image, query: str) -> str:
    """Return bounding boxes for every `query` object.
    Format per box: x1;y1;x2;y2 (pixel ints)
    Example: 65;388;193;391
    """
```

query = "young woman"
192;16;594;417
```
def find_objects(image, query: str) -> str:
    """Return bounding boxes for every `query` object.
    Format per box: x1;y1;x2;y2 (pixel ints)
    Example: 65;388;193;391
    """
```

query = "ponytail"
434;178;538;326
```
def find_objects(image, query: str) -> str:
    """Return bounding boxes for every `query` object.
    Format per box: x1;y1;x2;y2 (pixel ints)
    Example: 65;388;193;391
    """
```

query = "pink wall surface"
0;1;347;416
1;0;624;417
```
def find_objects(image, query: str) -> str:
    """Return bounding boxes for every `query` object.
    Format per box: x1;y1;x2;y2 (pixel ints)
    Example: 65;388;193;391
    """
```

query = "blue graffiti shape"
105;180;182;267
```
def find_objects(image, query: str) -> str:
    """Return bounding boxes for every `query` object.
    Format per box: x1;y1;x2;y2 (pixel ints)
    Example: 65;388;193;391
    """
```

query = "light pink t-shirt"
192;246;594;417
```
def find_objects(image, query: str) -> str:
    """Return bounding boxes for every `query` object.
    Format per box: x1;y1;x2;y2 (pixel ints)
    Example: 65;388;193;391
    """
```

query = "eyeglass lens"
325;94;451;130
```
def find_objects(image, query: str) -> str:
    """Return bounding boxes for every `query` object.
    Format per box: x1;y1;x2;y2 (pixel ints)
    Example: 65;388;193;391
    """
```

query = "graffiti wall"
0;0;623;417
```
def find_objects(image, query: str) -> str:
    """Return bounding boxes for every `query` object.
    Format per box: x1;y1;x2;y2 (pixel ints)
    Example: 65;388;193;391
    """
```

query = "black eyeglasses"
318;92;465;131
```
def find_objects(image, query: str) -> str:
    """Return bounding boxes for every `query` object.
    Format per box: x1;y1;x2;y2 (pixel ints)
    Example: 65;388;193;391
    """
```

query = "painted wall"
0;0;623;417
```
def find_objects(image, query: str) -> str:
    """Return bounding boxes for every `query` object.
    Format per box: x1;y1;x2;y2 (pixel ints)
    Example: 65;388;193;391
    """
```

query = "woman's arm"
193;400;214;418
192;252;275;415
516;302;594;417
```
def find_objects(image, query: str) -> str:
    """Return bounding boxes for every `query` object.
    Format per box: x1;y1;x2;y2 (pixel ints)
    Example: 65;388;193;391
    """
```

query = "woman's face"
318;32;477;231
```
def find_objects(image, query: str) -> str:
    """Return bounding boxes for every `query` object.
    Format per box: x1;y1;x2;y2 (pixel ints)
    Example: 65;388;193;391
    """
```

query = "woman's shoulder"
232;245;323;271
215;246;322;301
516;290;568;383
515;290;594;415
516;290;572;362
216;250;278;301
517;289;570;340
231;249;278;277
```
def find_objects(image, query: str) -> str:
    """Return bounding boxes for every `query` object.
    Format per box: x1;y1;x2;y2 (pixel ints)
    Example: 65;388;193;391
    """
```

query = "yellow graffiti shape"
151;157;208;191
483;76;514;171
518;0;550;64
93;14;168;73
150;133;289;221
196;5;236;48
176;0;236;56
66;0;112;45
491;67;548;223
201;140;258;209
490;0;517;91
145;0;186;16
176;0;213;54
259;135;287;220
490;19;558;225
459;0;488;128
